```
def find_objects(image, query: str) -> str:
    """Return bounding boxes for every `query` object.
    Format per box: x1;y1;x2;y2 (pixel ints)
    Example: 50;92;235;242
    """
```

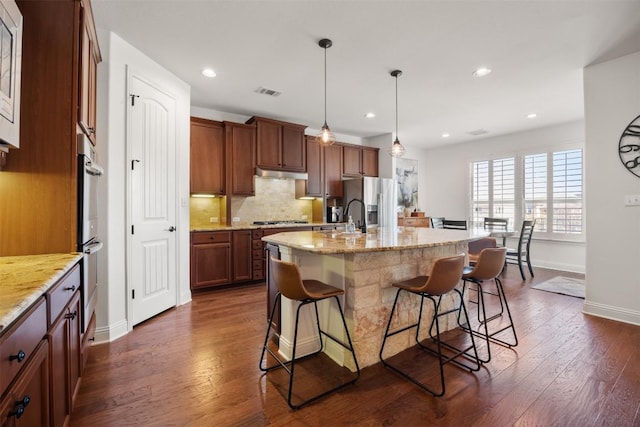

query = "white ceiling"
93;0;640;150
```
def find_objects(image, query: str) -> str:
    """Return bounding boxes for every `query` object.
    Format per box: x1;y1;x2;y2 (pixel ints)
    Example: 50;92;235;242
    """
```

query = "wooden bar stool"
259;256;359;409
379;254;480;397
461;247;517;363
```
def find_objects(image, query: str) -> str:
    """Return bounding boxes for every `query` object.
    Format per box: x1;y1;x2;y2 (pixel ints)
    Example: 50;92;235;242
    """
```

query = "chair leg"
259;292;283;372
517;253;526;281
526;253;534;277
491;277;518;347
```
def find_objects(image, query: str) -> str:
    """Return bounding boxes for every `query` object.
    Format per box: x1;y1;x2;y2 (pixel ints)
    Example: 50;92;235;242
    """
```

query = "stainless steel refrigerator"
343;177;398;231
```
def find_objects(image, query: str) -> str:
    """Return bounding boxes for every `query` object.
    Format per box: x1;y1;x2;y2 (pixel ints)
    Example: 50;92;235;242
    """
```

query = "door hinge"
132;289;135;299
130;94;140;106
131;159;140;170
131;225;134;234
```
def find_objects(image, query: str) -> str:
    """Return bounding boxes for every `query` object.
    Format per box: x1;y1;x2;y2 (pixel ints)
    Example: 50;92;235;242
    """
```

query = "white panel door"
128;71;177;326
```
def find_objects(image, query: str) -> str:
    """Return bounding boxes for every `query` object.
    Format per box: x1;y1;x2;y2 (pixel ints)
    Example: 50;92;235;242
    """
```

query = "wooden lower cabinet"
0;341;49;427
47;275;82;427
232;230;252;282
398;217;431;227
190;232;232;288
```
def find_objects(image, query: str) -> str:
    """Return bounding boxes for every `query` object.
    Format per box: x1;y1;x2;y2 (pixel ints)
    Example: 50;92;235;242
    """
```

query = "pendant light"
316;38;336;146
389;69;406;157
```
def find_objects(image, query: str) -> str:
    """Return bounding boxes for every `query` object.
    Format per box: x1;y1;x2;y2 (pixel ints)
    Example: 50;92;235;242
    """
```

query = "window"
471;148;583;239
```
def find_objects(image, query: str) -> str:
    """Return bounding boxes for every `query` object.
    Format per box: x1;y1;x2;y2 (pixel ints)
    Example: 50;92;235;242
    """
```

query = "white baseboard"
531;260;585;274
582;300;640;326
92;318;128;344
278;333;320;360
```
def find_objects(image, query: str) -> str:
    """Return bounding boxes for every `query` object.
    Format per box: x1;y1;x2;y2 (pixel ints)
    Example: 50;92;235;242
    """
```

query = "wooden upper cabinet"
362;147;379;177
323;144;343;198
226;122;256;196
78;1;101;144
247;116;306;172
304;136;323;197
190;117;225;195
342;144;379;177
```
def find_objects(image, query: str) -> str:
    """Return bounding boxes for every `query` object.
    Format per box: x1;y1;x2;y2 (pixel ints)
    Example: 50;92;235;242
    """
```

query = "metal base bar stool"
460;247;517;363
379;254;480;397
259;256;360;409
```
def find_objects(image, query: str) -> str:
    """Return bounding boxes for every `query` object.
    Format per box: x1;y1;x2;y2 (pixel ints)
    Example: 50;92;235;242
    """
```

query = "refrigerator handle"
379;193;384;227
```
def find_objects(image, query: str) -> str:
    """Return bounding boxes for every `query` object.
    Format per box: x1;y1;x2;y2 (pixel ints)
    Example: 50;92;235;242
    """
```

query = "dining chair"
484;217;508;246
442;219;467;230
505;219;536;280
430;217;445;229
468;237;497;265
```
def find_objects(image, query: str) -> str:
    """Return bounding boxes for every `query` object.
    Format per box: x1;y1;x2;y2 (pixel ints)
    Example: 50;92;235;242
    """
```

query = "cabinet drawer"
252;229;264;239
252;240;263;250
252;250;262;260
0;298;47;393
252;260;263;270
47;264;81;326
192;231;231;244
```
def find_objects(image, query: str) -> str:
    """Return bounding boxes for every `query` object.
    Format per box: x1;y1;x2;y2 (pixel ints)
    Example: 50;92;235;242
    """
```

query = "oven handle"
85;160;104;177
84;240;103;255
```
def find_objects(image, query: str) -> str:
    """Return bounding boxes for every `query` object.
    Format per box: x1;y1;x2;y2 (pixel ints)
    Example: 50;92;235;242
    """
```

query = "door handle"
167;226;176;232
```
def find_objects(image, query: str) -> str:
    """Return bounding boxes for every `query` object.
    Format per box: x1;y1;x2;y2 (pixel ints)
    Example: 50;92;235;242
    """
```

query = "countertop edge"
0;253;84;333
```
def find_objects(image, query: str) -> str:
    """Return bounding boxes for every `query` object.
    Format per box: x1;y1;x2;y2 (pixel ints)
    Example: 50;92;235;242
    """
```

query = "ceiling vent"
254;86;282;97
467;129;489;136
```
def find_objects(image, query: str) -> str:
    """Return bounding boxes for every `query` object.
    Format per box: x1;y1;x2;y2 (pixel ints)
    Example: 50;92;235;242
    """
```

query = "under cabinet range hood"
255;167;308;180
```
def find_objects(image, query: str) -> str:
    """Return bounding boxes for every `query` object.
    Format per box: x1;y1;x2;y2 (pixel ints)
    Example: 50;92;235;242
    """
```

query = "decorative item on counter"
346;215;356;233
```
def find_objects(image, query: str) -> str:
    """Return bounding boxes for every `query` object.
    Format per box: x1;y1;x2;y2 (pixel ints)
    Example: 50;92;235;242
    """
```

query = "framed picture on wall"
396;157;418;210
0;0;21;149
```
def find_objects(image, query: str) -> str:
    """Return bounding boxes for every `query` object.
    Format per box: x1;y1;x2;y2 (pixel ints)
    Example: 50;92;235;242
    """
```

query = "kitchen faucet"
345;198;366;233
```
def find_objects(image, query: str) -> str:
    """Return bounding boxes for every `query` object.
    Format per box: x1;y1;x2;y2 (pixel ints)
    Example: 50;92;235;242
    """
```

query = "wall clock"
619;114;640;178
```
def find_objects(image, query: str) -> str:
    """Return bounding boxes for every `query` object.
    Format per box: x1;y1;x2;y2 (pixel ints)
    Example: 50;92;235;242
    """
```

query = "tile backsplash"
190;177;313;227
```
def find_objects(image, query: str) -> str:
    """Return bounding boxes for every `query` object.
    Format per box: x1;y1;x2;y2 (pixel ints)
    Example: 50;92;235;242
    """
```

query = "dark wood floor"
70;266;640;426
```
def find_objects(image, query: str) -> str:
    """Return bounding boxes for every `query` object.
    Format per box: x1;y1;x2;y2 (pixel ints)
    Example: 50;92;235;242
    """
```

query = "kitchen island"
262;226;488;369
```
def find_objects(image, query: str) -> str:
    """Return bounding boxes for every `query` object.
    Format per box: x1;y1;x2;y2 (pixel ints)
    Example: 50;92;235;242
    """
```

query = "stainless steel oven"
77;134;103;332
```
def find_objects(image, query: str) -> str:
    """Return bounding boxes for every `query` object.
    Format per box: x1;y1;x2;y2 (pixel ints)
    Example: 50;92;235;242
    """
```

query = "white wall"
583;51;640;325
419;121;586;273
94;30;191;342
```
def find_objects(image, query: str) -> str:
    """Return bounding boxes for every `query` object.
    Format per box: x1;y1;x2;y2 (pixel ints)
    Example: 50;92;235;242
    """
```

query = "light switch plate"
624;195;640;206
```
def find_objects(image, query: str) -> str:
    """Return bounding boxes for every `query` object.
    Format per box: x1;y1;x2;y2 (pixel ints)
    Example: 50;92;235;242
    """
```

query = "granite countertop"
261;227;489;254
0;253;83;333
190;222;342;232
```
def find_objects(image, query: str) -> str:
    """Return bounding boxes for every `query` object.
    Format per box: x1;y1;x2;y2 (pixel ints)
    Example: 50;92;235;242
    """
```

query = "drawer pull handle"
8;406;24;419
17;395;30;407
65;311;78;320
9;350;26;362
64;285;76;291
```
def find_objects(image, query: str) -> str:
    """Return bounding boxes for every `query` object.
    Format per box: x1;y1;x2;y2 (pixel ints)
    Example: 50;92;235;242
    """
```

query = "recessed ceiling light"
364;112;376;119
472;67;492;77
202;68;216;78
442;133;450;138
527;113;537;118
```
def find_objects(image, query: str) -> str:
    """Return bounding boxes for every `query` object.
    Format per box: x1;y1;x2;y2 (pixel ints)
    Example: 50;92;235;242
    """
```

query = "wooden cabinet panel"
362;147;379;177
190;118;225;194
296;136;323;198
227;122;256;196
190;232;232;288
78;3;100;144
232;230;252;282
399;217;431;227
255;119;281;170
281;125;306;171
0;341;49;427
80;311;96;372
324;144;343;198
46;264;81;328
0;299;47;393
47;291;81;427
248;116;306;173
342;145;362;177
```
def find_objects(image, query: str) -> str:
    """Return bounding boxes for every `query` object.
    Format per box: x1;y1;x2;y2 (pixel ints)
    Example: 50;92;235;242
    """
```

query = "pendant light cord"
395;73;398;140
324;45;327;125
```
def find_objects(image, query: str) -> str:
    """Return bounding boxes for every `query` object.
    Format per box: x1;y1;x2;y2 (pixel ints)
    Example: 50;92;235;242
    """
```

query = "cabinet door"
48;310;70;427
228;123;256;196
190;118;225;194
191;243;231;288
232;230;252;282
0;341;49;427
362;147;379;177
78;6;99;143
255;120;281;169
324;144;343;197
342;145;362;176
67;293;82;407
304;136;323;197
281;125;306;171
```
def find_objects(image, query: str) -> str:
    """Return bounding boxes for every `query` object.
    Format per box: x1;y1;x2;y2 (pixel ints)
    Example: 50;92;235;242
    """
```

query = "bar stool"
461;247;517;363
259;256;360;409
379;254;480;397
